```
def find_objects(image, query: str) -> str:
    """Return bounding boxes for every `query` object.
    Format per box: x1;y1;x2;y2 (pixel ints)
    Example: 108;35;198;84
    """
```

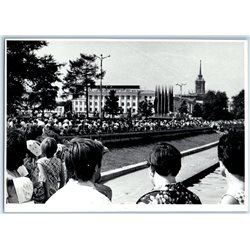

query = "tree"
62;54;100;118
138;97;153;118
64;100;73;113
7;41;63;115
7;40;47;114
178;100;188;115
28;55;63;114
192;103;203;117
232;90;244;119
103;90;122;118
202;90;231;120
57;100;72;114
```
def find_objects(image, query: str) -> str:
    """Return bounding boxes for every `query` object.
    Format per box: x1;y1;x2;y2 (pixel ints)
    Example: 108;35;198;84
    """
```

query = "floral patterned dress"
136;182;201;204
33;156;63;203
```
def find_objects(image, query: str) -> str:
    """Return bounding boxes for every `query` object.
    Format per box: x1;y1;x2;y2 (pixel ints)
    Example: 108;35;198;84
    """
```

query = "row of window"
75;107;137;113
74;95;153;105
75;101;137;107
87;95;138;100
76;95;152;102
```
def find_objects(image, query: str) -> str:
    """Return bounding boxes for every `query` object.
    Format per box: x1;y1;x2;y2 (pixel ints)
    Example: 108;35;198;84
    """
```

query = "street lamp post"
176;83;186;102
94;54;110;120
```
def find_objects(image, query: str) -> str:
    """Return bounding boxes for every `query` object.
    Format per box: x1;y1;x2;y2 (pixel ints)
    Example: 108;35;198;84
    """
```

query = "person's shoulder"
89;186;111;202
221;194;240;204
51;155;62;163
95;183;112;201
36;157;46;163
179;184;202;204
136;190;161;204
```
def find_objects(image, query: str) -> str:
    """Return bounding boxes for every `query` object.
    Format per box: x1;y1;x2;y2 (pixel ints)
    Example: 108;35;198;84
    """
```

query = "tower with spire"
195;60;205;95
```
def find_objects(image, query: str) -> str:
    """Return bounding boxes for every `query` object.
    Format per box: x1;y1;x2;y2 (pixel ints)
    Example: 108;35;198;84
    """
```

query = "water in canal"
188;167;227;204
102;132;227;204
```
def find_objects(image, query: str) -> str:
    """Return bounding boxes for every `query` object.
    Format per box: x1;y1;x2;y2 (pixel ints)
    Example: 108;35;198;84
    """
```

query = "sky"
36;39;247;99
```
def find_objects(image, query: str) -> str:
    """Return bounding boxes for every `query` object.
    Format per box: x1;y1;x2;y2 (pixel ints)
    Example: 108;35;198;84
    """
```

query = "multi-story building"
72;85;155;116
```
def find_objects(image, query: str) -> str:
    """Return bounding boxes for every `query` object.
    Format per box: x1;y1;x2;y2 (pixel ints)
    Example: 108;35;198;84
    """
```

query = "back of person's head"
64;138;105;182
218;130;244;177
148;142;181;177
25;125;43;141
7;129;27;171
41;129;59;143
41;137;58;158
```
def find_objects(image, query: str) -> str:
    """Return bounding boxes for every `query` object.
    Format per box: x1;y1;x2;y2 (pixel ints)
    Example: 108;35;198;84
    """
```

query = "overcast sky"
37;39;247;99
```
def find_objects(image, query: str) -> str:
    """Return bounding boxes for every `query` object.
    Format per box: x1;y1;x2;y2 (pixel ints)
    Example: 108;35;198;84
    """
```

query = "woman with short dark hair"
136;142;201;204
46;138;111;208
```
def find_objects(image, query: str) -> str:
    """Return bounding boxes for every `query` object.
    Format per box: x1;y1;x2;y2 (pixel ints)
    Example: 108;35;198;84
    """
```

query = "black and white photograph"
4;38;248;212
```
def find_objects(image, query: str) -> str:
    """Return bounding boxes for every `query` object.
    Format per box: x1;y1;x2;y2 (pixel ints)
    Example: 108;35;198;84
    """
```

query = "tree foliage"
7;40;63;114
57;100;72;113
104;90;122;117
232;89;244;119
178;100;188;115
202;90;231;120
62;54;100;118
28;55;63;113
138;97;153;118
192;103;203;117
7;41;46;113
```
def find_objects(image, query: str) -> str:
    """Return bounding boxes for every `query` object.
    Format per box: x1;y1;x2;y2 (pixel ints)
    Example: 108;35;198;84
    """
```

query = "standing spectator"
136;142;201;204
46;138;111;208
218;130;245;204
7;129;28;179
6;129;33;203
35;137;65;203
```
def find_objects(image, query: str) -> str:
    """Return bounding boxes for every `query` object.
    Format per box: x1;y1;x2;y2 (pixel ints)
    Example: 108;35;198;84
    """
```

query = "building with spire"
195;60;205;95
173;60;206;114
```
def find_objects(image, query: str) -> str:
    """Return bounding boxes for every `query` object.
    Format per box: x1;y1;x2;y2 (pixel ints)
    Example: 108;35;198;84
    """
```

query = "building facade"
72;85;155;116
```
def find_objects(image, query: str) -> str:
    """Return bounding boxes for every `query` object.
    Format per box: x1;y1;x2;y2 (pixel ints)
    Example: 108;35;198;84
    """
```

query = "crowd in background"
7;114;244;137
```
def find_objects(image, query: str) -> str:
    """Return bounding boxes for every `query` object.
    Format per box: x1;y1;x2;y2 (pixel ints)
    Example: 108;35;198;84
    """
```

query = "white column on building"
98;94;101;113
124;95;127;113
118;93;122;111
129;95;132;111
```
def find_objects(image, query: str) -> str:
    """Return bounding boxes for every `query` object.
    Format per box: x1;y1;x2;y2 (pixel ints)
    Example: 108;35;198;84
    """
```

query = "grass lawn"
101;132;221;172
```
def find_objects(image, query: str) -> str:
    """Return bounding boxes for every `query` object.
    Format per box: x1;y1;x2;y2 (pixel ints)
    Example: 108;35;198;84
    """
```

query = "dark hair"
41;129;59;143
218;130;244;176
7;129;27;171
25;125;43;141
148;142;181;177
64;138;104;182
41;137;57;158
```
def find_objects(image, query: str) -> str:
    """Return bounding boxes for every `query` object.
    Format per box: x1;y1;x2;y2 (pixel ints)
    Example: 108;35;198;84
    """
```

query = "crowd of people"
7;114;244;137
6;124;245;206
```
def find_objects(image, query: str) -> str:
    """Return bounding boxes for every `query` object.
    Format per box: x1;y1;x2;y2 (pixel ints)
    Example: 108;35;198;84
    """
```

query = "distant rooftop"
93;85;140;90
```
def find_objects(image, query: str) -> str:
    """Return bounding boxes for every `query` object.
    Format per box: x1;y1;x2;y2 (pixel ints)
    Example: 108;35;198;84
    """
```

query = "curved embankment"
60;127;214;146
101;141;219;184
